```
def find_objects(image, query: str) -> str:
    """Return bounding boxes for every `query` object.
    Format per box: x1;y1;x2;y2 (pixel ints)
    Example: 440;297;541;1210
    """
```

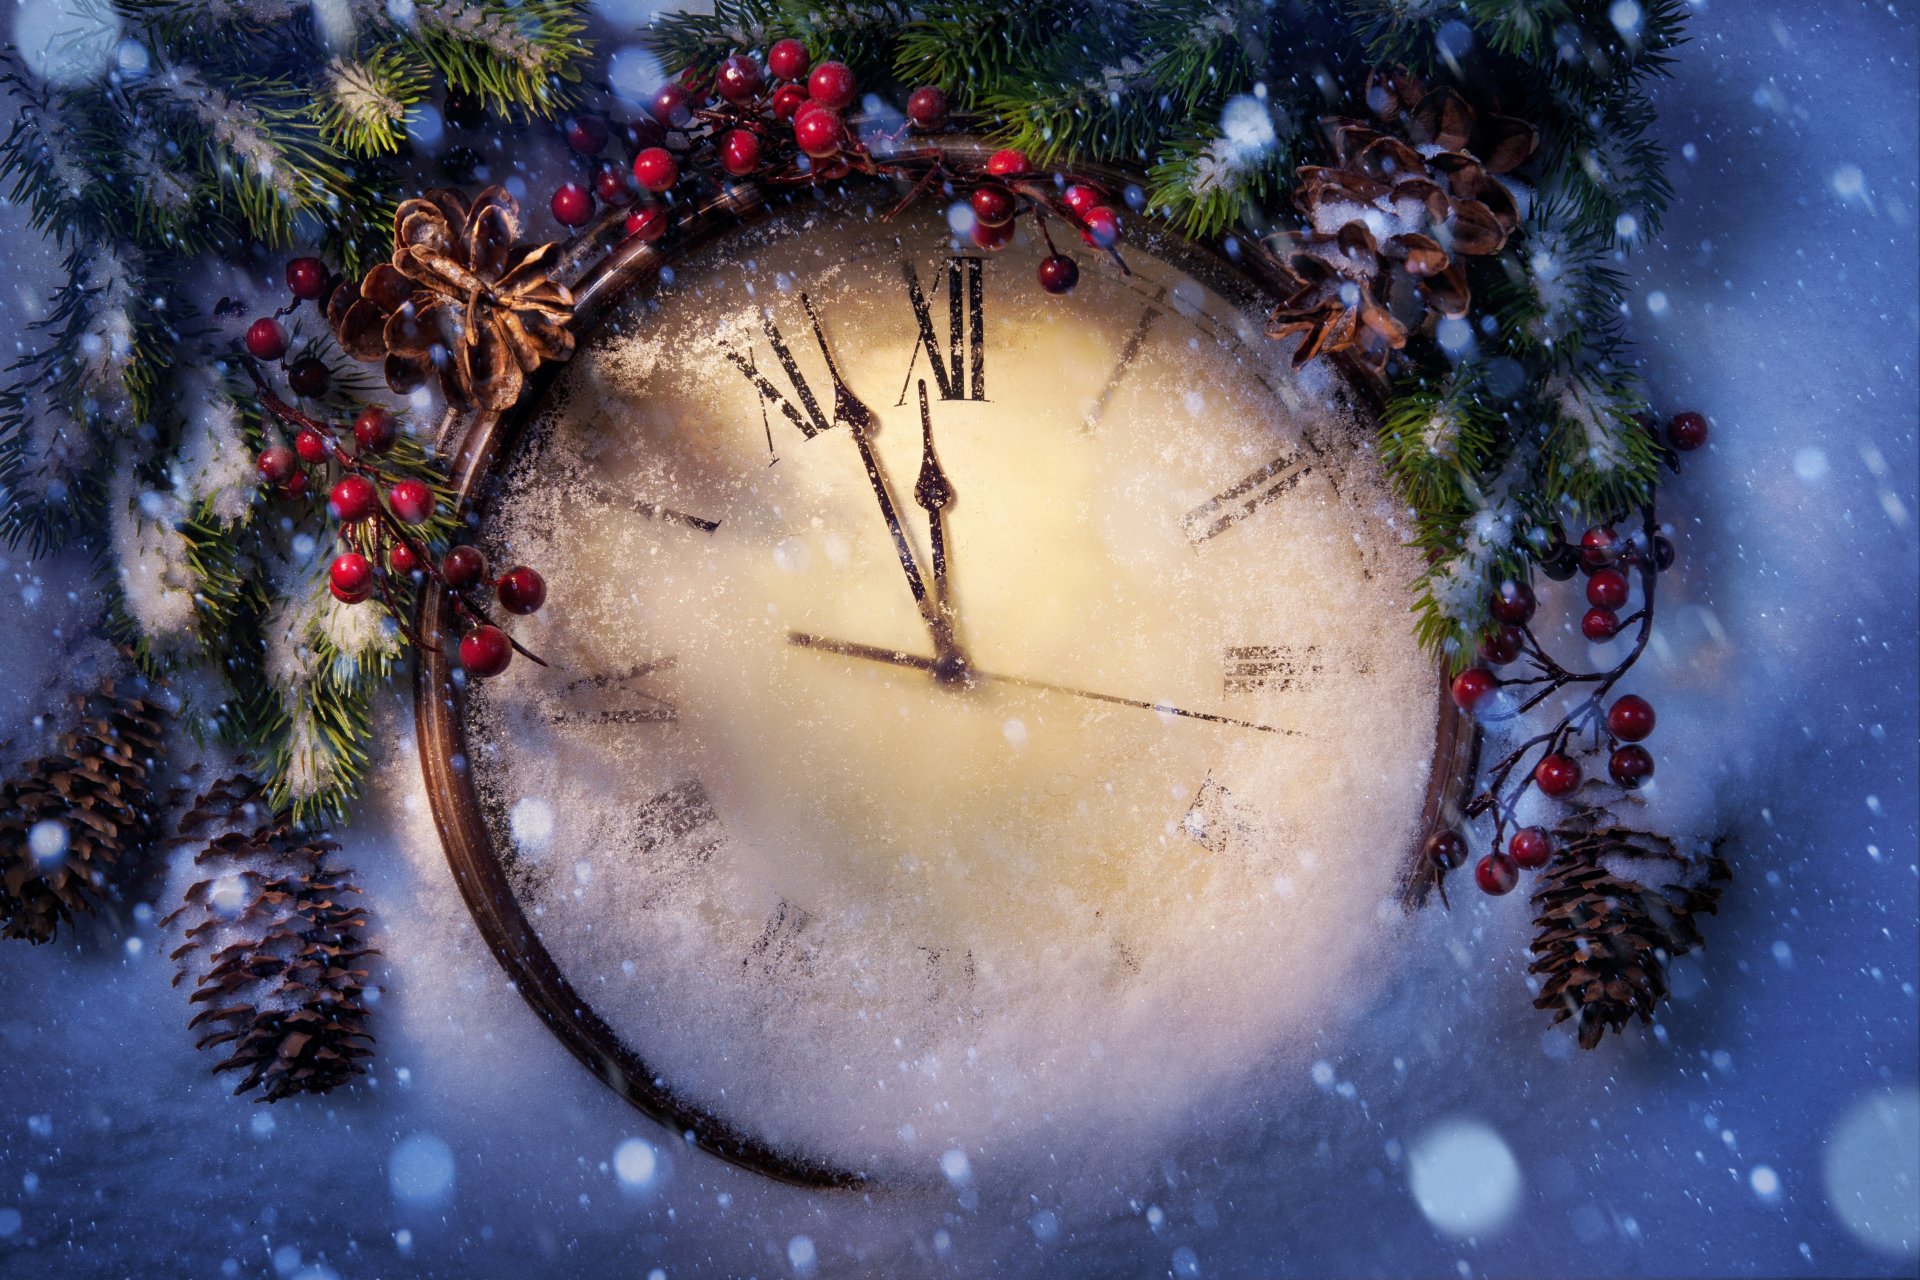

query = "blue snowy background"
1;2;1915;1277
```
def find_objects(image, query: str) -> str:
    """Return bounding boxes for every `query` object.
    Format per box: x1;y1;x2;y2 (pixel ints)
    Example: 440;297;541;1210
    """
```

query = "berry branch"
242;357;550;682
541;41;1129;301
1425;411;1709;904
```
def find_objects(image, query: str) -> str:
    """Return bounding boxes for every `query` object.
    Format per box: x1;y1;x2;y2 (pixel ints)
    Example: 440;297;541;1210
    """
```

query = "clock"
415;142;1475;1188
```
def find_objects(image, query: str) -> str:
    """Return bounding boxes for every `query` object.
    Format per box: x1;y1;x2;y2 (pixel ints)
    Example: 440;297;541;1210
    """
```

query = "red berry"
389;541;423;576
969;183;1016;227
1489;579;1536;625
285;257;326;301
650;83;692;128
1426;829;1468;870
968;218;1014;251
1606;694;1656;742
550;181;594;228
256;446;298;485
1450;666;1498;712
565;113;609;155
632;147;678;194
496;565;547;615
794;107;844;158
1509;826;1553;870
986;149;1029;176
715;54;762;103
294;427;329;464
1669;410;1709;451
287;356;330;398
389;478;435;524
442;546;488;590
770;83;808;121
1534;753;1582;797
1587;567;1629;610
906;86;948;130
1037;254;1079;295
1581;607;1621;641
625;205;668;243
329;552;374;604
459;625;513;677
720;128;762;176
1478;625;1523;666
1580;524;1621;571
1081;206;1120;248
1475;852;1520;895
593;165;631;205
767;38;810;81
245;317;288;361
1062;184;1104;217
623;115;666;151
1609;744;1655;789
282;470;308;499
327;475;379;523
353;406;397;454
806;61;856;111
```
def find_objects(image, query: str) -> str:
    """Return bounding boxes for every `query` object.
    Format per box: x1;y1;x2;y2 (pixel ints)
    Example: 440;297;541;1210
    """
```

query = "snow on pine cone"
164;776;376;1101
1267;67;1537;370
0;678;167;943
1528;828;1731;1050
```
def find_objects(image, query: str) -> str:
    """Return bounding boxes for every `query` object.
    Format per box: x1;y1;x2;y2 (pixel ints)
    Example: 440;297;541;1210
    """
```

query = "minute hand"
786;632;1296;737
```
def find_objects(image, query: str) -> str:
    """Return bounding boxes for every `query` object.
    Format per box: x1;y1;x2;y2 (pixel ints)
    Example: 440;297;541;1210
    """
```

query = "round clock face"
457;195;1439;1175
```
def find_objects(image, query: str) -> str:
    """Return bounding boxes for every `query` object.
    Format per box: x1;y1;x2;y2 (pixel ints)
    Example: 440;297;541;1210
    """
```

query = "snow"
0;4;1915;1277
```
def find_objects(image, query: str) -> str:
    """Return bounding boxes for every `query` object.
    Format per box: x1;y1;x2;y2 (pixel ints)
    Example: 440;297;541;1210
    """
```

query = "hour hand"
913;379;955;601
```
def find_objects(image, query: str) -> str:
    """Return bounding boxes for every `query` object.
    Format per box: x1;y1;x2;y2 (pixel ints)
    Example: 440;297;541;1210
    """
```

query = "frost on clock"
458;203;1439;1176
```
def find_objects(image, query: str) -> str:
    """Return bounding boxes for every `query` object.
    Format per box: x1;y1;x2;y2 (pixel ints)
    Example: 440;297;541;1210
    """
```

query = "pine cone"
1268;68;1537;369
1528;828;1730;1049
0;679;167;943
164;778;377;1101
328;185;575;412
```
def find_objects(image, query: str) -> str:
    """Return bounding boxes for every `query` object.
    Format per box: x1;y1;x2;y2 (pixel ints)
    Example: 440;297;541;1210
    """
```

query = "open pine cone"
1529;828;1731;1049
328;185;575;412
165;777;376;1101
0;679;167;944
1268;68;1537;369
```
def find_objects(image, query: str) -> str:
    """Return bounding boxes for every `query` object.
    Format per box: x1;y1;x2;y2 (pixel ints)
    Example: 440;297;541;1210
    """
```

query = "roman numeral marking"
724;314;834;439
573;480;719;534
1083;291;1165;430
896;257;986;404
1223;645;1320;695
746;899;817;975
551;658;677;726
633;777;722;861
917;945;977;1006
1181;452;1311;545
1222;644;1368;694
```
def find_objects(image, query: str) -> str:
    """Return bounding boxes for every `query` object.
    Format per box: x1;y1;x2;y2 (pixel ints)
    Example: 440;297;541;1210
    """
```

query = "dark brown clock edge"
411;146;1479;1190
414;181;870;1191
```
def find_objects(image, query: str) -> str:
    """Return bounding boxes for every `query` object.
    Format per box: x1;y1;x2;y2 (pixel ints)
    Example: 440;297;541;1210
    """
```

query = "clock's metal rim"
413;138;1478;1191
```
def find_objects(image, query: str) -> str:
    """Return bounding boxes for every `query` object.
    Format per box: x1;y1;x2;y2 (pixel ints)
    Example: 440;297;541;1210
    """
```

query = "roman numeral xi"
898;257;986;404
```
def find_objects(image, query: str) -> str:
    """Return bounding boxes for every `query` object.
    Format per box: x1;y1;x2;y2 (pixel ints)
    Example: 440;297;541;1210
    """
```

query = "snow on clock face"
426;183;1455;1185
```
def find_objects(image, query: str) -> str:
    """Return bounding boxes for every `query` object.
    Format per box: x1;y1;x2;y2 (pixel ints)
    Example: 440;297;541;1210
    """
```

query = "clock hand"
912;379;955;605
786;631;1296;737
798;295;966;678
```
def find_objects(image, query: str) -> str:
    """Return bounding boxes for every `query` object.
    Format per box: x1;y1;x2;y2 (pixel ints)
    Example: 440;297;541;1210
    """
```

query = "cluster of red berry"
242;257;336;400
1429;409;1710;898
245;261;545;681
538;42;1125;298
